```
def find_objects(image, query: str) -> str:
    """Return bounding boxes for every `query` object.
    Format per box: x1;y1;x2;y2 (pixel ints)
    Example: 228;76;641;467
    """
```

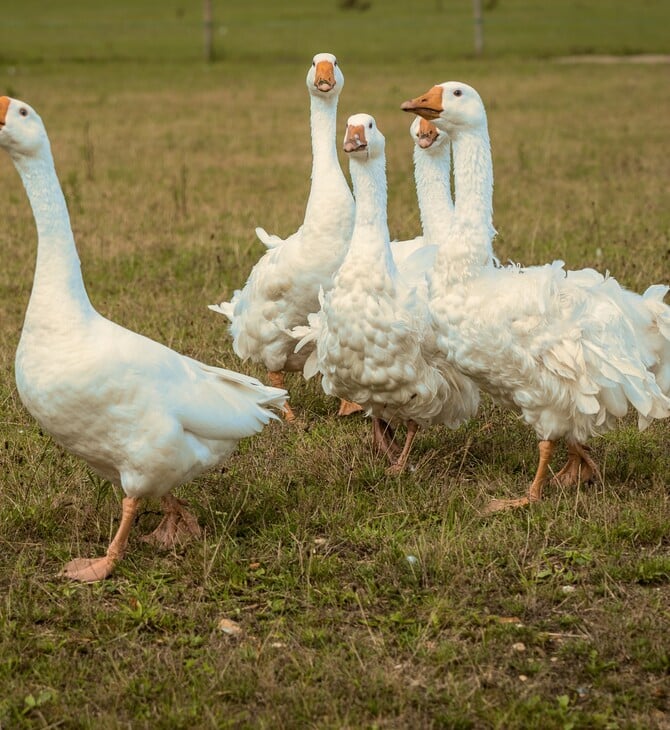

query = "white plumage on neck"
14;150;93;323
412;136;453;246
452;125;493;228
304;93;350;224
349;153;389;240
432;126;496;285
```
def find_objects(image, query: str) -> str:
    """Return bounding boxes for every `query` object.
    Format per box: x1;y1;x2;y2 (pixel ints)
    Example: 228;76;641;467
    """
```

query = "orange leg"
141;494;201;549
60;496;141;582
268;370;296;422
553;442;600;487
485;440;556;513
387;421;419;475
337;399;364;417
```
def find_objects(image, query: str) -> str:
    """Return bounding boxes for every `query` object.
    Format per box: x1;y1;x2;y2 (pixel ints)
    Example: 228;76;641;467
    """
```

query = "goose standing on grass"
209;52;358;420
294;113;478;473
0;96;287;582
401;82;670;511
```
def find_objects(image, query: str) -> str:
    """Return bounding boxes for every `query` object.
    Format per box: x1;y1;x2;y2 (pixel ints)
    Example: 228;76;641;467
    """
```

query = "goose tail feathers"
208;300;235;322
255;226;284;249
286;289;325;380
586;279;670;429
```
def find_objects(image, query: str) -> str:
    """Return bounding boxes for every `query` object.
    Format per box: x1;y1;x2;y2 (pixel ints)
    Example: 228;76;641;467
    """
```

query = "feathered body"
430;261;669;443
16;319;284;497
209;53;354;379
1;95;286;579
402;82;670;507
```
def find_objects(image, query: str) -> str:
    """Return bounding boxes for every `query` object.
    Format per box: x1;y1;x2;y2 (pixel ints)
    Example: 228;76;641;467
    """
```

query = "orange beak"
400;85;443;121
416;118;439;148
0;97;10;127
343;124;367;153
314;60;336;92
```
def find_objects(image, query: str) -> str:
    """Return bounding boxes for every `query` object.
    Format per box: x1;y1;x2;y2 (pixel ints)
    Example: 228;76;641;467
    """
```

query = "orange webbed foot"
337;399;364;417
552;443;600;488
483;496;532;514
141;495;201;549
59;556;116;583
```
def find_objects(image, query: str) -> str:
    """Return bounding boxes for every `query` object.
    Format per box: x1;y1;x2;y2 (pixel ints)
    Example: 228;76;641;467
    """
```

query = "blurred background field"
3;0;670;63
0;2;669;728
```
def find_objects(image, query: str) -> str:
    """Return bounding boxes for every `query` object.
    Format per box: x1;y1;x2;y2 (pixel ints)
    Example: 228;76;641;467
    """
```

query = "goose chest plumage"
0;96;287;581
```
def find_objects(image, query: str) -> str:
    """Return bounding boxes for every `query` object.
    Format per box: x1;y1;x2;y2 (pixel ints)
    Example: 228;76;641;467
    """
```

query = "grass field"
1;2;669;728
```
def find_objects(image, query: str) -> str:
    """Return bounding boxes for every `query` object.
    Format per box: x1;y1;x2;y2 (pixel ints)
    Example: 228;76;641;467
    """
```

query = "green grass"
1;2;670;728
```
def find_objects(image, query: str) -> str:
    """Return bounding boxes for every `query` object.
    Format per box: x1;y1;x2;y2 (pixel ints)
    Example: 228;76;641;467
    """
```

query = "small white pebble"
561;585;576;594
405;555;419;566
512;642;526;652
518;674;528;682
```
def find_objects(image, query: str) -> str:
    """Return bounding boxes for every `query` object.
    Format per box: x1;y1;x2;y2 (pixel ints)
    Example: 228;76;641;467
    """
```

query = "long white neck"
352;153;388;235
453;126;493;229
413;142;454;245
12;146;94;324
303;92;351;221
432;124;496;284
340;152;392;273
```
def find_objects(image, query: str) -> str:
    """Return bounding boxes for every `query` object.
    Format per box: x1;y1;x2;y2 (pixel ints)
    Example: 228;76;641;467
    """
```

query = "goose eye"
368;122;373;129
19;107;28;117
453;89;463;97
334;60;338;66
312;61;316;67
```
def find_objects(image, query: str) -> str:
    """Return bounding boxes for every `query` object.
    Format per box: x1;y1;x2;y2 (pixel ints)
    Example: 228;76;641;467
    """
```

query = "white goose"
402;82;670;510
0;96;287;582
209;52;357;420
296;113;478;472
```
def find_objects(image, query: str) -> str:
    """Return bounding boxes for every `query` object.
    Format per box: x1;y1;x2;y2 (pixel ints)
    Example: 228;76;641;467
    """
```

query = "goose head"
343;113;385;161
410;116;447;151
307;52;344;97
401;82;487;137
0;96;49;158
